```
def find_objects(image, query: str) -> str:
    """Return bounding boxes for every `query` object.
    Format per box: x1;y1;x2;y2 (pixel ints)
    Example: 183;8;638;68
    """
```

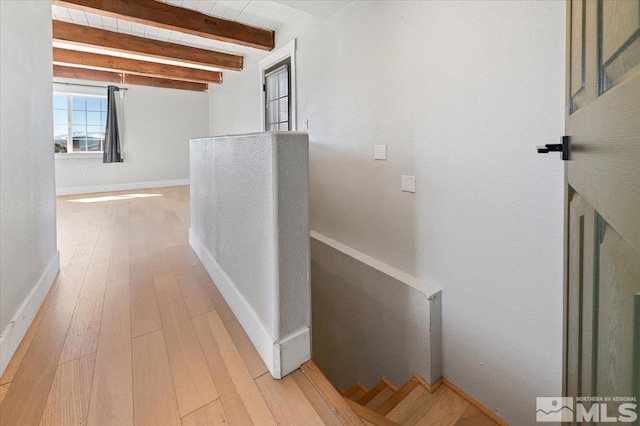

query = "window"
260;39;296;131
54;94;107;153
264;58;291;131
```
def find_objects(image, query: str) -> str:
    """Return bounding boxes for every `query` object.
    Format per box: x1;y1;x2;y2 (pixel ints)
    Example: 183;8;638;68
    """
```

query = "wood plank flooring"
0;186;337;425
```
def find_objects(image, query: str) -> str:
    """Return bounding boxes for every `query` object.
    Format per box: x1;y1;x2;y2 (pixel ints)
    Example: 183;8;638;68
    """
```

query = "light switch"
374;144;387;160
401;175;415;193
303;119;309;130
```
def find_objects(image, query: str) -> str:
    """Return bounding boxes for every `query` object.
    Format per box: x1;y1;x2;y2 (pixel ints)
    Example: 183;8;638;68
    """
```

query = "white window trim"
259;39;296;131
55;152;103;160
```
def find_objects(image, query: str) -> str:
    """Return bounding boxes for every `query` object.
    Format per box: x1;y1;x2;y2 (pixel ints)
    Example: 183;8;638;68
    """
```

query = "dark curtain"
103;85;123;163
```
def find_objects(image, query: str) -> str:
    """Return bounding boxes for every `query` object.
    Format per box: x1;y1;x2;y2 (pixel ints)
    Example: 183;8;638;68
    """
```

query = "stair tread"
454;404;498;426
357;381;389;406
386;383;445;424
350;389;367;401
344;382;368;398
365;387;395;411
345;398;399;426
376;378;419;416
415;387;469;426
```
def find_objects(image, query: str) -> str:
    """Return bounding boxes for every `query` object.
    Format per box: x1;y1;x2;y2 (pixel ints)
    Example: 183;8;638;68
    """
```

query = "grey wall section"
0;1;58;349
311;237;441;389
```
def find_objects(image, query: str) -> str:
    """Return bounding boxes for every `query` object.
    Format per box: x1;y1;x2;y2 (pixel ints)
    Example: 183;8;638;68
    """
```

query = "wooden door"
564;0;640;423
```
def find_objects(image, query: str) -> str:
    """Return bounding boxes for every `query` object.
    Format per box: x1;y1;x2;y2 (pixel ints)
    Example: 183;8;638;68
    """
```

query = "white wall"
208;2;566;425
55;80;209;195
190;132;310;378
0;1;60;375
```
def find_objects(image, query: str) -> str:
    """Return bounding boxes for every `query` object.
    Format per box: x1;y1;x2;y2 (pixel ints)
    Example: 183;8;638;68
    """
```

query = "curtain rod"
53;81;128;91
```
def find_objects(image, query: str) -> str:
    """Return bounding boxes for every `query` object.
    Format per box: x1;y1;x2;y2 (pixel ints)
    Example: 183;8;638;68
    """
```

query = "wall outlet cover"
374;144;387;160
401;175;415;193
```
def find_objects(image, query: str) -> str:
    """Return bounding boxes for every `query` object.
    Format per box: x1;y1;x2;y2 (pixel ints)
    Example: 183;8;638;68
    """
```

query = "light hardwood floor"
0;186;341;426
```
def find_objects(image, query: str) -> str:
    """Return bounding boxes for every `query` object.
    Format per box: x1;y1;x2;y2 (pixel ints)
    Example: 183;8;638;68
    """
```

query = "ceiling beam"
53;48;222;84
53;65;122;83
53;65;209;92
123;74;207;92
53;21;243;71
52;0;275;51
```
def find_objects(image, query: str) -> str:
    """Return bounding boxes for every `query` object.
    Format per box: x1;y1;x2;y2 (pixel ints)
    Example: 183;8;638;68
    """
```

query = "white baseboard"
0;250;60;376
274;327;311;378
56;178;190;196
189;229;309;379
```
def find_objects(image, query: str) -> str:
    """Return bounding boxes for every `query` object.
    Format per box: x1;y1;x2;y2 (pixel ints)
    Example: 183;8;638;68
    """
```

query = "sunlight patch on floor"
68;193;164;203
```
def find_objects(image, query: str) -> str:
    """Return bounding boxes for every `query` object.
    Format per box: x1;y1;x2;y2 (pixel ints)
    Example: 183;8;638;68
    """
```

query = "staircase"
300;361;506;426
338;375;505;426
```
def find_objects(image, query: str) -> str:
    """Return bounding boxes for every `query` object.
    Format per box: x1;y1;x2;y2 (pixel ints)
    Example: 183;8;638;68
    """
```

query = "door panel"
600;0;640;92
565;0;640;419
566;192;595;402
571;0;587;112
595;219;640;409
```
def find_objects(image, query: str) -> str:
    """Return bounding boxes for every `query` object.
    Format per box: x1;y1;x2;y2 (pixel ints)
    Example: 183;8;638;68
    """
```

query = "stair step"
343;382;368;399
381;378;398;392
414;387;469;425
345;398;399;426
364;386;395;411
350;389;367;401
376;378;419;416
357;381;389;406
455;404;497;426
386;383;445;424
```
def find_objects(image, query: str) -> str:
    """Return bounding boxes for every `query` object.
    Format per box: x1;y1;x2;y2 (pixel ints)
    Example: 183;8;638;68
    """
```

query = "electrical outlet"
77;166;83;172
374;145;387;160
401;175;415;193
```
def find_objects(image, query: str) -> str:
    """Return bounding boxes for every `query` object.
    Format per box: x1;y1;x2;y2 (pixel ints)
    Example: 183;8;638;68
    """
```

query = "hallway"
0;186;340;425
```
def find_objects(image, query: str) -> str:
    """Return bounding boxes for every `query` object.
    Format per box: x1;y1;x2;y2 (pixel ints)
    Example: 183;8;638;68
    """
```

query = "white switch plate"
401;175;415;193
374;144;387;160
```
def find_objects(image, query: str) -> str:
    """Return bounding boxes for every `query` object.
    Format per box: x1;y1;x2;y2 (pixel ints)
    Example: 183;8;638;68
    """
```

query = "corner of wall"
0;250;59;376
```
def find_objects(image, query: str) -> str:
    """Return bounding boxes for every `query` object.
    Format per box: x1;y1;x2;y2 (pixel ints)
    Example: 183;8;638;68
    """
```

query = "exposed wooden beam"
53;65;208;92
52;0;275;51
53;65;122;83
123;74;208;92
53;20;243;71
53;48;222;84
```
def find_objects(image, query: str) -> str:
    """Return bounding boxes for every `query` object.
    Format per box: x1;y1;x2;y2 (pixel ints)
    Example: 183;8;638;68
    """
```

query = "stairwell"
301;361;507;426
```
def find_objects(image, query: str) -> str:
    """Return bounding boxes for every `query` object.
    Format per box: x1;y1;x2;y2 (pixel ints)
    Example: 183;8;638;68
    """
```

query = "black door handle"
537;136;570;161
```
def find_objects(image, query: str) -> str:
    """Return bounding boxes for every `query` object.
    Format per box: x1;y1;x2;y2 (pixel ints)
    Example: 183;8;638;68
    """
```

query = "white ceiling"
272;1;351;18
51;0;301;71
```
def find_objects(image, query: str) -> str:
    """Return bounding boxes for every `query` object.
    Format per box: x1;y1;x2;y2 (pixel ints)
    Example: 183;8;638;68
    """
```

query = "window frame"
264;58;291;131
53;91;108;156
259;39;297;131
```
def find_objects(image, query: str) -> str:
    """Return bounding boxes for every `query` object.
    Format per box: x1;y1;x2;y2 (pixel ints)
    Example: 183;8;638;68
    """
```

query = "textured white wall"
55;80;209;193
192;133;278;335
0;2;58;344
208;2;565;424
190;132;310;377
